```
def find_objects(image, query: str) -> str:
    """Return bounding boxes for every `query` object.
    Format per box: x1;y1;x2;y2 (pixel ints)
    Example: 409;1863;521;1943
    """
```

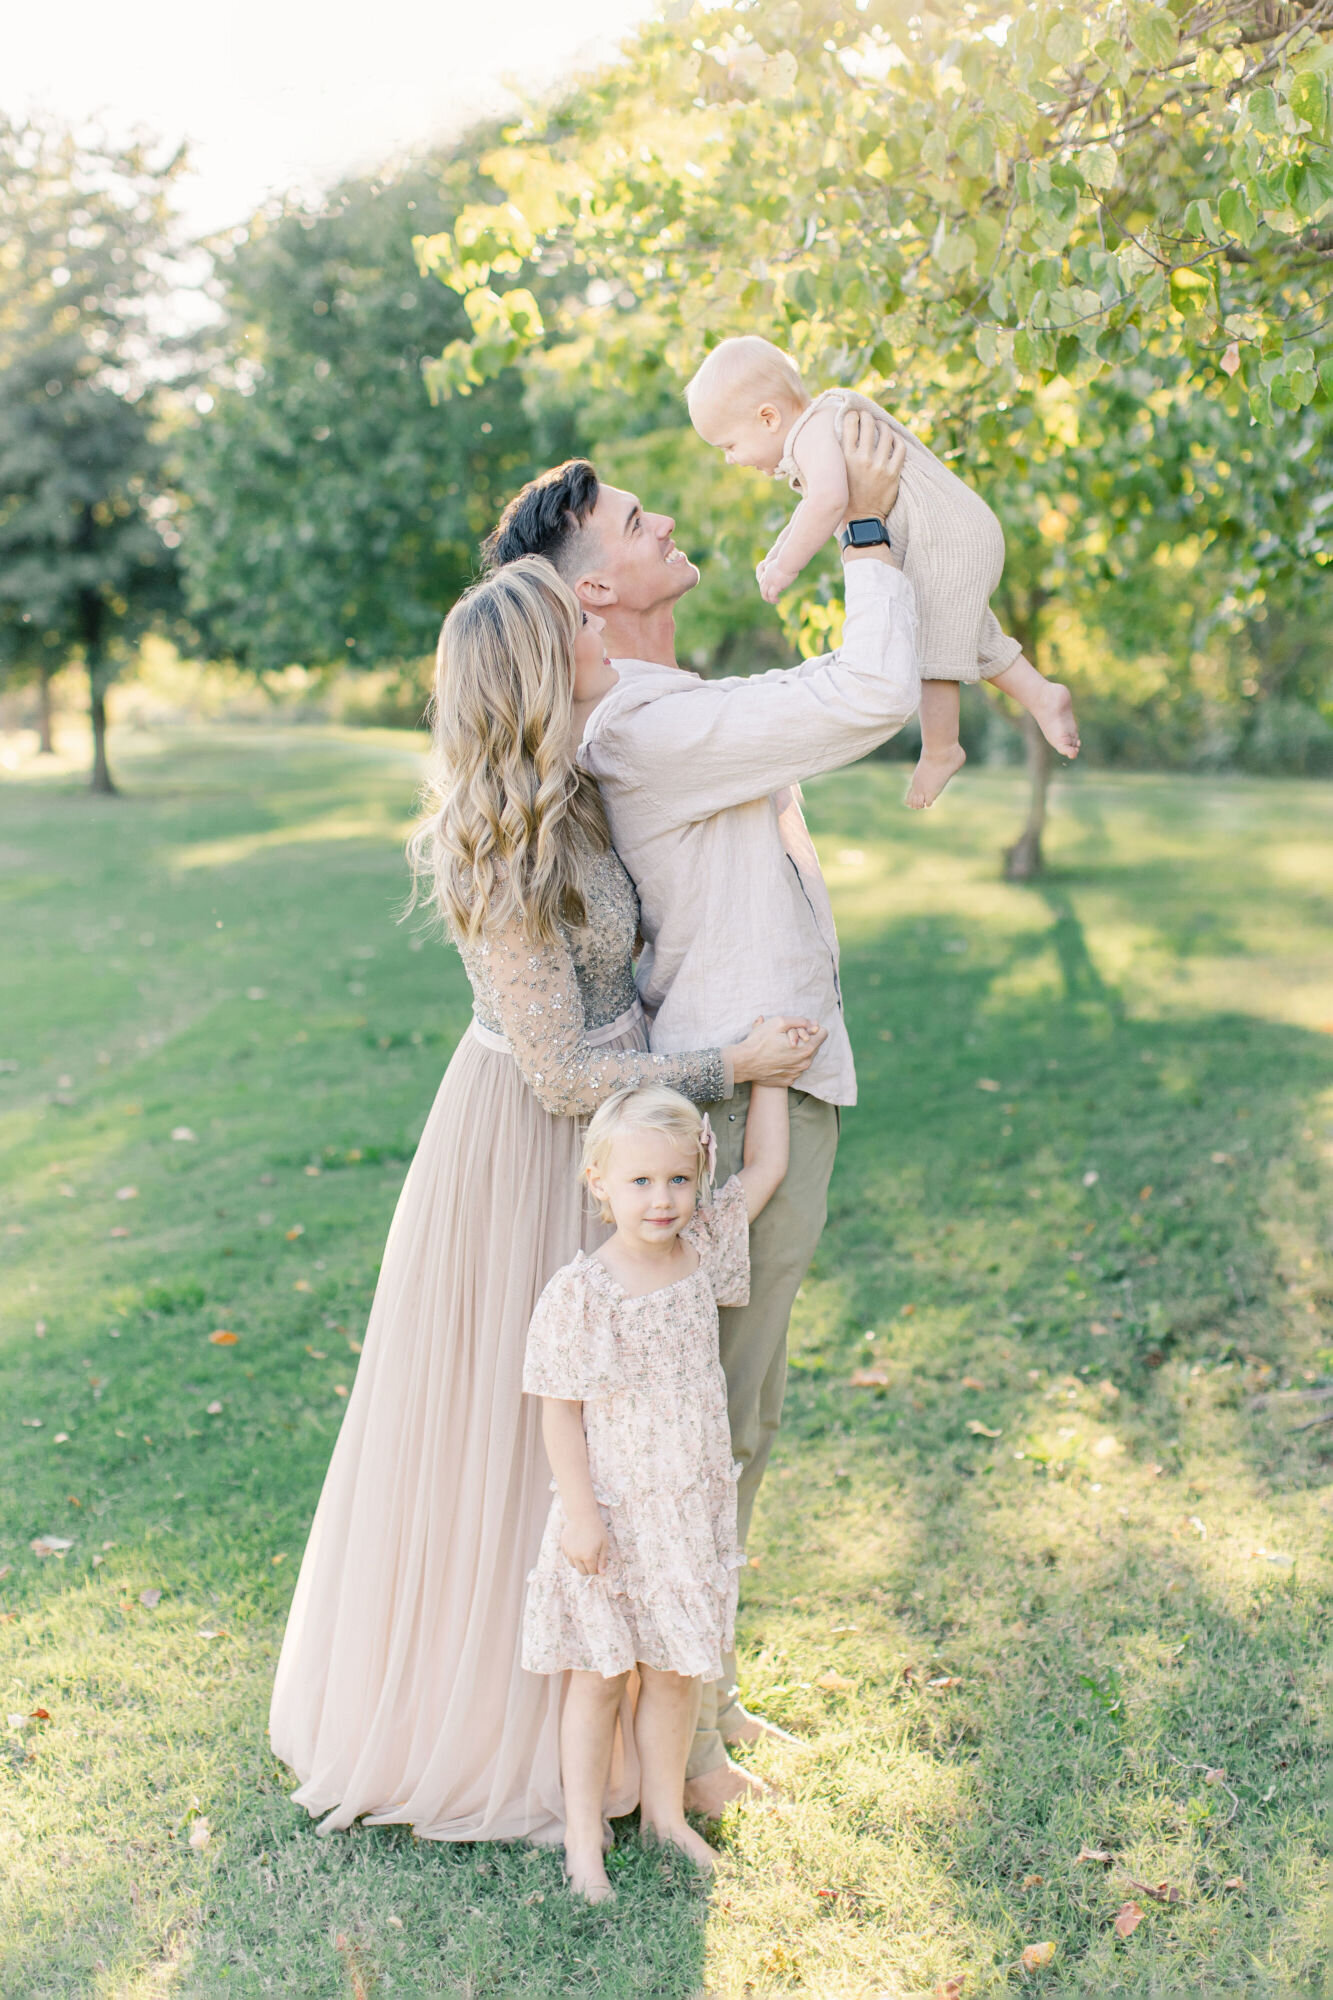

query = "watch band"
838;516;893;551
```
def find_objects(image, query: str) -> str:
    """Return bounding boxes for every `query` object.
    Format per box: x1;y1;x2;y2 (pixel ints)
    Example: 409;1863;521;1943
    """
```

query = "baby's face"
690;388;790;473
589;1128;699;1248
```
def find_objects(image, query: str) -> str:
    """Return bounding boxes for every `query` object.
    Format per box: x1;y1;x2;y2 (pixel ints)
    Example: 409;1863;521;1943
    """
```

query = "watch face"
849;518;884;545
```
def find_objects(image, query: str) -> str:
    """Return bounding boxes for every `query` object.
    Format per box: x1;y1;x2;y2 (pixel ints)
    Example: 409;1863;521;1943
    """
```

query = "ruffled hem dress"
521;1176;750;1684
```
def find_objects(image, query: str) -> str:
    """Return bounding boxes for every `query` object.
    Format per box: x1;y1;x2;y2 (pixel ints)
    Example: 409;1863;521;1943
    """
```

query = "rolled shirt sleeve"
581;562;919;828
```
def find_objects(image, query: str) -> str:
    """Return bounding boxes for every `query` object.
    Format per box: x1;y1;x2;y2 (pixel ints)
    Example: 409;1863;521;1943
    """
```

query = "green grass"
1;728;1330;1998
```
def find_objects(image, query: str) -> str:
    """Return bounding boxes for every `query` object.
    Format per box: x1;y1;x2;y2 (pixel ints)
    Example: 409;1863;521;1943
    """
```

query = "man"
484;414;916;1810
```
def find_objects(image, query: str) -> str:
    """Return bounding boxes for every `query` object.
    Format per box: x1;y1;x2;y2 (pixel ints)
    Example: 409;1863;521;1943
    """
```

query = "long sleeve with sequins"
459;915;728;1116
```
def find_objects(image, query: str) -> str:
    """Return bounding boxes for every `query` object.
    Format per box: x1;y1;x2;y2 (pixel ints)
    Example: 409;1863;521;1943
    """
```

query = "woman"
269;557;822;1842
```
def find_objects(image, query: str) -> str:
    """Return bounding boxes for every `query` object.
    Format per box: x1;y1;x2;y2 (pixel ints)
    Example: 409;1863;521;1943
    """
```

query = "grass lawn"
1;725;1329;1999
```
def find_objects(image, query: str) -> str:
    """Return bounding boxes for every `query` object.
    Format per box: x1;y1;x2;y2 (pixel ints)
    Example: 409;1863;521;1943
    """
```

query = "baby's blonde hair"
685;335;808;420
581;1084;709;1223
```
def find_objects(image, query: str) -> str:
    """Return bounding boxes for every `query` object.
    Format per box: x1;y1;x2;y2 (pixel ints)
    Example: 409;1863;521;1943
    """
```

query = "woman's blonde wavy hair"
407;556;609;945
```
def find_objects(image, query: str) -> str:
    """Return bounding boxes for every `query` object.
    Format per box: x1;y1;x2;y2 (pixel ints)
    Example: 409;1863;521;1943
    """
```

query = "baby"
686;335;1080;809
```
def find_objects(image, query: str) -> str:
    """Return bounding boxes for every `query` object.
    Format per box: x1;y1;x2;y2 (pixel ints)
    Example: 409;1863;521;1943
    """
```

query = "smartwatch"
838;516;893;551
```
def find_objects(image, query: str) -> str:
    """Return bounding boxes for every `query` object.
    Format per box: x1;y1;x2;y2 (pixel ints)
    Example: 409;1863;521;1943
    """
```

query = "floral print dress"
521;1177;750;1682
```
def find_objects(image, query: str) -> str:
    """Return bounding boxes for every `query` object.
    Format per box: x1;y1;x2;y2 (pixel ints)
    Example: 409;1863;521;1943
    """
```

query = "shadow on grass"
732;901;1330;1991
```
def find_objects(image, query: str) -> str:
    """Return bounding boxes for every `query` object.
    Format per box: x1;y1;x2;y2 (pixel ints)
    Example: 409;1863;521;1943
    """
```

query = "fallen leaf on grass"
815;1672;854;1692
1022;1874;1043;1888
21;1418;42;1428
206;1401;223;1416
977;1078;1001;1092
271;1553;286;1564
926;1674;963;1689
935;1980;965;1999
115;1187;138;1202
961;1375;985;1390
1120;1877;1181;1904
171;1127;197;1143
1090;1320;1109;1335
1113;1901;1144;1939
387;1913;404;1928
139;1589;162;1609
305;1347;327;1359
1204;1767;1226;1784
0;1566;9;1581
1223;1876;1245;1890
293;1279;311;1293
1075;1846;1114;1865
30;1536;73;1557
966;1420;1002;1438
285;1225;304;1241
53;1433;70;1444
848;1369;890;1388
188;1818;211;1850
208;1330;238;1346
29;1707;50;1722
333;1384;348;1398
1018;1941;1057;1971
109;1227;130;1238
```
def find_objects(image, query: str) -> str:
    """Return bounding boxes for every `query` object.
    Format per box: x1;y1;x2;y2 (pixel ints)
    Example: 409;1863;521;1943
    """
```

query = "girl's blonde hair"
407;556;609;945
581;1084;710;1223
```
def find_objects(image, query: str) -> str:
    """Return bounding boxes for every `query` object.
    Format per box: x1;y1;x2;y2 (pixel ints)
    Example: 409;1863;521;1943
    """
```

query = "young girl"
521;1081;789;1902
686;334;1080;810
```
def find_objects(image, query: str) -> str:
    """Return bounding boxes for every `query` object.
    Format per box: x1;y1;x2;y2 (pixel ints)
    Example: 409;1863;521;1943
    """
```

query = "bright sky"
5;0;660;238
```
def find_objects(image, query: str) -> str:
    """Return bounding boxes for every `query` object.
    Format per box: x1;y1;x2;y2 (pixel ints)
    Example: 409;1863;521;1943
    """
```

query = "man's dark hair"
480;459;601;580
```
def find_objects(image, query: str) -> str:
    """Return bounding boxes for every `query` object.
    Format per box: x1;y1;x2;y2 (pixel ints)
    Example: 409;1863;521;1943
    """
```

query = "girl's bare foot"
1029;680;1080;758
563;1841;616;1903
642;1817;716;1872
906;741;966;809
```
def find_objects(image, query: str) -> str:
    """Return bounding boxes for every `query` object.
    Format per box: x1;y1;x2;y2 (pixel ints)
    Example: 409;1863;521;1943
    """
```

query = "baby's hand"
759;562;798;604
561;1508;608;1577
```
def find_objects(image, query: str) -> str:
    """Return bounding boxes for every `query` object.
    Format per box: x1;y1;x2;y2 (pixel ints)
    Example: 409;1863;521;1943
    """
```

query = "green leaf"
1046;15;1084;67
1128;5;1177;69
1218;186;1258;247
1246;87;1280;136
1169;265;1211;316
934;229;977;274
1081;144;1117;191
1287;68;1333;142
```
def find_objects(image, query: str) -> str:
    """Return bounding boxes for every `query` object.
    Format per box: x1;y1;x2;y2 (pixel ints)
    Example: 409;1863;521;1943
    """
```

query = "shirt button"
728;1113;736;1122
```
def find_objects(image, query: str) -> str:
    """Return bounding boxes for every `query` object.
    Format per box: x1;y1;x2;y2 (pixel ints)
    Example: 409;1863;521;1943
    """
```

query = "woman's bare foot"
906;741;966;809
642;1817;716;1872
563;1841;616;1904
1028;680;1080;758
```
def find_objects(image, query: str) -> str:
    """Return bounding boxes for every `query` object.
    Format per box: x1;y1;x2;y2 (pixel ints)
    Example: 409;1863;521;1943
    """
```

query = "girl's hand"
561;1509;609;1577
727;1015;827;1087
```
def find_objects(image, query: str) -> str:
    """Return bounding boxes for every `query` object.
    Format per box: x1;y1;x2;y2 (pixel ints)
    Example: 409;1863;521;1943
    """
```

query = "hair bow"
699;1113;718;1183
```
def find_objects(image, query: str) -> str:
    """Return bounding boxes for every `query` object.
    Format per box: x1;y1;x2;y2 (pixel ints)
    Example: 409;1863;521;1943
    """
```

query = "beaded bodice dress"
451;848;727;1117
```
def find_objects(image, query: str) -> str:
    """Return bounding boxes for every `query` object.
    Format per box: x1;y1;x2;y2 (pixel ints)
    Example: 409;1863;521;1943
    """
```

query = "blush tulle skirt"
268;1018;642;1841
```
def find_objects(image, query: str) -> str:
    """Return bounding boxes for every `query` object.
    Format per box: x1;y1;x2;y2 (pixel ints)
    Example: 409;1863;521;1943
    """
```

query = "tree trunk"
89;668;117;796
1000;588;1049;881
1003;714;1051;881
37;667;55;755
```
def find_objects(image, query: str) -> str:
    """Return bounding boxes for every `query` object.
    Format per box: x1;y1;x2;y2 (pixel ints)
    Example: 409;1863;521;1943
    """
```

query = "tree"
417;0;1333;869
178;153;586;686
0;119;187;793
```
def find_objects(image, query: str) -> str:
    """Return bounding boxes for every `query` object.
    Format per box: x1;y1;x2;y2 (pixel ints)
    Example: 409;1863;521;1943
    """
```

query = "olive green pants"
686;1084;839;1781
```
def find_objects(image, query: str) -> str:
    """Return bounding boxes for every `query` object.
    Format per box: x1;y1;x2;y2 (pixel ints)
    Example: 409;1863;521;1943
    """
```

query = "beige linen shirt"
577;562;918;1108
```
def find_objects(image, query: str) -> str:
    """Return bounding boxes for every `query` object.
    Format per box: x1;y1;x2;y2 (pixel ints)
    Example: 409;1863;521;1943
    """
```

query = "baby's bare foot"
906;742;966;809
563;1841;616;1903
1029;681;1080;758
642;1817;716;1872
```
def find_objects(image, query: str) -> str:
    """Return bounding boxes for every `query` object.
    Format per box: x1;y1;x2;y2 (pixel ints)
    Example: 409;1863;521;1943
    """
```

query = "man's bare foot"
642;1817;716;1872
682;1761;768;1818
563;1841;616;1904
1028;680;1080;758
906;742;966;809
722;1707;806;1751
